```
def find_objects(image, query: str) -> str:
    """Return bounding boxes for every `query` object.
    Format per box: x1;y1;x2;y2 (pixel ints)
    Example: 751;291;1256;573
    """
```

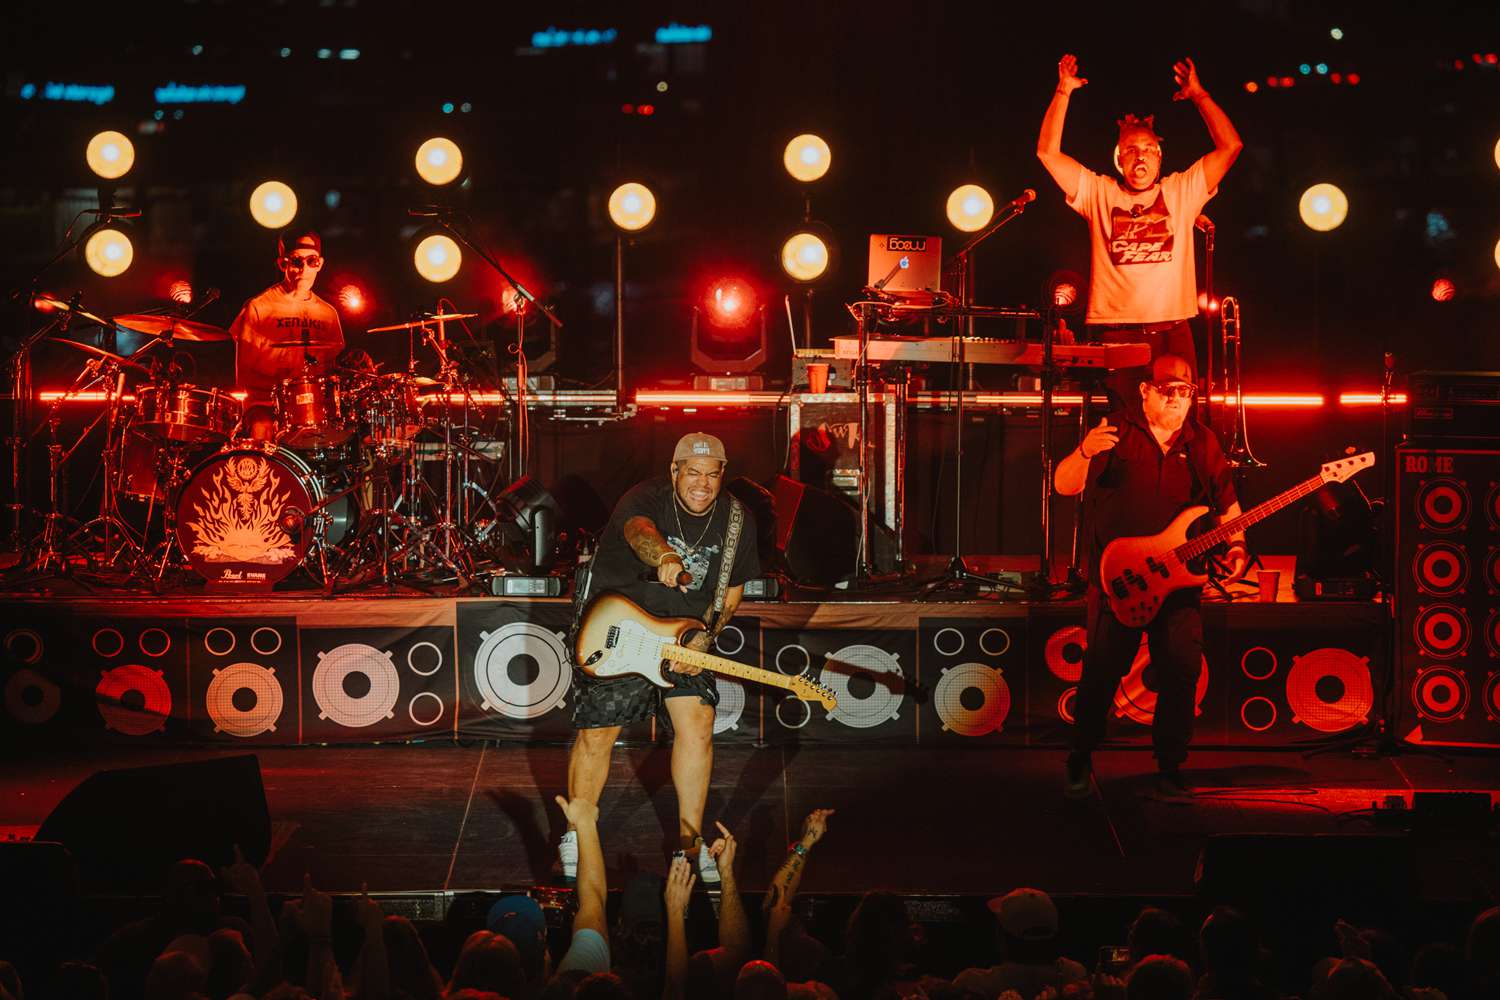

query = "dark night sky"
4;0;1498;390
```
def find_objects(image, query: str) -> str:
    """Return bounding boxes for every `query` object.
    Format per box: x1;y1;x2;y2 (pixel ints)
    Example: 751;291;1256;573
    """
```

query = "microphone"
1005;188;1037;211
1194;214;1214;233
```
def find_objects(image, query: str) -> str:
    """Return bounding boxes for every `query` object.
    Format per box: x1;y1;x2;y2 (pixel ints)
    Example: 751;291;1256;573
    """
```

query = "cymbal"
49;337;154;375
31;294;112;328
114;314;231;342
365;312;479;333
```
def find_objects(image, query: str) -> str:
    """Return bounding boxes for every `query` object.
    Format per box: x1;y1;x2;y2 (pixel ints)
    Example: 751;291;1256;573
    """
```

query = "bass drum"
175;444;355;587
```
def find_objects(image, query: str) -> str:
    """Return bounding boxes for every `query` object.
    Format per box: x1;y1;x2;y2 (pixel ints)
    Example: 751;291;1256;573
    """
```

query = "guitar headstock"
1320;451;1375;484
788;674;838;711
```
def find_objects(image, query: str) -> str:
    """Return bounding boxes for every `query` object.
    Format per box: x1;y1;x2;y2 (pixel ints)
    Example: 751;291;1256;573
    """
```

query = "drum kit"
9;298;520;593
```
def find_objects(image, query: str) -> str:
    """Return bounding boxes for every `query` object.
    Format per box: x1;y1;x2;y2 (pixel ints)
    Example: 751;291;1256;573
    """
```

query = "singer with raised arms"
1036;53;1242;408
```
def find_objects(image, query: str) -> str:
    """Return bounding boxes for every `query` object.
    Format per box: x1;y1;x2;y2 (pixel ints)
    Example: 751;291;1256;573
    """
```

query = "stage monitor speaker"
1195;833;1417;917
35;754;271;891
1395;444;1500;748
769;475;860;587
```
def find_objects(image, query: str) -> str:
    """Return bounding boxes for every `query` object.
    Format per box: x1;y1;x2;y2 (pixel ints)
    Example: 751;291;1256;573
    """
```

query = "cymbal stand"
406;315;471;585
27;354;111;574
69;360;144;570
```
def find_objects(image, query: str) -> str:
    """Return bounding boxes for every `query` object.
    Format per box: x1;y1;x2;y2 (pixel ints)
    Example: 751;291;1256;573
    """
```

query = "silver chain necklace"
672;494;718;556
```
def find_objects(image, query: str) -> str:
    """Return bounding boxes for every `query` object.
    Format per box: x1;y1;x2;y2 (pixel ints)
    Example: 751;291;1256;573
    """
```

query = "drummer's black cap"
277;230;322;258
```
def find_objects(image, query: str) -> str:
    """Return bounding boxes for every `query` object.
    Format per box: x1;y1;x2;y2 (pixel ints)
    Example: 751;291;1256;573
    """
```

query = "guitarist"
560;432;759;885
1053;354;1246;800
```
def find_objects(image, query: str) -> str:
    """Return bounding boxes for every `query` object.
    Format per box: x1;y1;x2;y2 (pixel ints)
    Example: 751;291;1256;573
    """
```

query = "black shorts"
570;665;719;730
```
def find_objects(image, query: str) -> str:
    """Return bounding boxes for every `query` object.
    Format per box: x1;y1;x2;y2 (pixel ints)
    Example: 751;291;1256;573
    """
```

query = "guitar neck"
1175;473;1328;560
661;644;799;693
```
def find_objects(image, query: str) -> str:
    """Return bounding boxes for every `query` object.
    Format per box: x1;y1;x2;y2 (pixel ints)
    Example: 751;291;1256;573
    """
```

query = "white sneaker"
558;830;578;882
696;842;721;885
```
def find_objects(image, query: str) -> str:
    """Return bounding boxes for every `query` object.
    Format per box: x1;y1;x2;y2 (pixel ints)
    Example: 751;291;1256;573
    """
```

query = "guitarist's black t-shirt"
1081;411;1237;583
587;477;760;623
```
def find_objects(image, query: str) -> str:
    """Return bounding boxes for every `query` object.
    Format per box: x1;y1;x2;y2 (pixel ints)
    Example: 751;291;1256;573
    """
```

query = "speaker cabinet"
187;618;298;742
457;600;580;741
1396;445;1500;747
704;615;764;744
761;628;915;744
916;614;1028;745
299;626;456;743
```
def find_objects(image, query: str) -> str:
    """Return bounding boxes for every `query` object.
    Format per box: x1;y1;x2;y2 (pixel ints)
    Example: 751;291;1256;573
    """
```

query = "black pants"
1070;585;1204;767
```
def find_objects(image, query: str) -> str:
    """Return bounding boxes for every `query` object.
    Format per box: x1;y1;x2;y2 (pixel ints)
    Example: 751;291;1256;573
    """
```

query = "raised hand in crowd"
662;853;697;1000
765;808;834;968
219;844;281;993
351;884;390;1000
297;874;344;1000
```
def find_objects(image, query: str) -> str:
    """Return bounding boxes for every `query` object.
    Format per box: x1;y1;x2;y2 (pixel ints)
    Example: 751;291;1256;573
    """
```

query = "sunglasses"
284;254;323;270
1149;381;1197;400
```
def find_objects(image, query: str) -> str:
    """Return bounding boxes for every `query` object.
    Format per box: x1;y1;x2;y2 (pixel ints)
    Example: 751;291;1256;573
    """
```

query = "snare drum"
359;374;424;449
175;443;356;588
274;374;352;448
134;383;242;443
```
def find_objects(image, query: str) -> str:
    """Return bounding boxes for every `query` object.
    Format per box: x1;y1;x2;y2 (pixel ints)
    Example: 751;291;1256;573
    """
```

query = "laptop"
867;234;943;297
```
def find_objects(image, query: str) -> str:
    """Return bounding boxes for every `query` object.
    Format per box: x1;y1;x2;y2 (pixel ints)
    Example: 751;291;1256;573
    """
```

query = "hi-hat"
114;314;231;342
365;313;478;333
49;337;154;375
31;294;112;328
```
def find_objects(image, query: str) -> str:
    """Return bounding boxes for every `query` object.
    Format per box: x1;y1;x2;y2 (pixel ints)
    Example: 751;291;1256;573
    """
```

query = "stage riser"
1;598;1387;750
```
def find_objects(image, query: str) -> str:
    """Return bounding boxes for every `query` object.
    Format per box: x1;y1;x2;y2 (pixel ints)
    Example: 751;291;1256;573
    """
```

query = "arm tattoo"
623;516;678;568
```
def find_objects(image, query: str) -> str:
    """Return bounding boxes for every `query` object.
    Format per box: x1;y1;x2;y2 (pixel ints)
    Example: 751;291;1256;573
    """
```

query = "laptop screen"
867;234;943;294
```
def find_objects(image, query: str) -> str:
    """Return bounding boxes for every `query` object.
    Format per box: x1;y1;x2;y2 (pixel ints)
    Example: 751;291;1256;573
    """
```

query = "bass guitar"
1098;452;1374;627
574;591;838;709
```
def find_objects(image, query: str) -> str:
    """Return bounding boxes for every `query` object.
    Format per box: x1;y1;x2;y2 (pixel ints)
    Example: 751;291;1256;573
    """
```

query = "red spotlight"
1330;72;1343;84
1281;76;1295;87
639;104;655;116
621;103;634;114
1431;278;1456;302
1346;72;1360;85
704;277;757;328
1053;282;1079;308
1197;291;1220;313
1244;81;1259;93
1265;76;1280;88
169;280;193;305
337;283;367;314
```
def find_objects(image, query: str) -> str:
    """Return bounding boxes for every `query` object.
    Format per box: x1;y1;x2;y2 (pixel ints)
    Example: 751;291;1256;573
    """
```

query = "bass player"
1053;354;1246;800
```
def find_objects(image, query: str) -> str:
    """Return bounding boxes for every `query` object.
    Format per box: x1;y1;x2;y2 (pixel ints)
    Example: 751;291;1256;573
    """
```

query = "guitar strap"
707;498;746;635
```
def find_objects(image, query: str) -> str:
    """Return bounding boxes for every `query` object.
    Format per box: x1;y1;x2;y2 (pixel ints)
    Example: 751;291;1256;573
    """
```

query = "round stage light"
946;184;995;232
86;131;135;179
169;280;193;304
415;137;463;185
783;134;832;182
1493;137;1500;171
704;277;758;328
84;228;134;277
337;283;367;313
414;234;461;282
1299;182;1348;232
249;180;298;229
1431;278;1456;302
607;182;656;231
781;232;829;282
1494;236;1500;272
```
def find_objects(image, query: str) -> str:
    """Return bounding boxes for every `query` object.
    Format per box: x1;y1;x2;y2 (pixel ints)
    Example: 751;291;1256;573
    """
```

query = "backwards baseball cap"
277;231;322;258
987;887;1059;940
1150;353;1195;385
672;432;727;465
486;894;547;978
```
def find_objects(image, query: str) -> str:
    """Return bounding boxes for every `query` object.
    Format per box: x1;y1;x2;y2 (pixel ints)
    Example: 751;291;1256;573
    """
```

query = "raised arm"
708;822;751;970
763;809;833;967
662;855;696;1000
1172;58;1242;191
1054;418;1118;497
1037;54;1089;203
555;795;607;941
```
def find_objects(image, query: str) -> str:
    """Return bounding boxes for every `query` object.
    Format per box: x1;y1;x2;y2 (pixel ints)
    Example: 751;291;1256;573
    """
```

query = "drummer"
229;231;345;440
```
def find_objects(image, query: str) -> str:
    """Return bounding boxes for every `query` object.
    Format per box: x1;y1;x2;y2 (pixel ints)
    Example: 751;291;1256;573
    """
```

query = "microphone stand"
919;197;1031;598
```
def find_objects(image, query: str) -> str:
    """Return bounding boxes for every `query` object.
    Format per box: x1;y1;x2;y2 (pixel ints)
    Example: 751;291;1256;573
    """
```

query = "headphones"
1113;138;1164;176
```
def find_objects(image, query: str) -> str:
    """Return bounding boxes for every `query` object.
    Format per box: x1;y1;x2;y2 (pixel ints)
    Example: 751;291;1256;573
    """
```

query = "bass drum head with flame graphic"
176;447;315;587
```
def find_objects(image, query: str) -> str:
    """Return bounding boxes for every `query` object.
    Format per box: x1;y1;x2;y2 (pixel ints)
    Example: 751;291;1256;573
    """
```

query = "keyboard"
831;336;1151;369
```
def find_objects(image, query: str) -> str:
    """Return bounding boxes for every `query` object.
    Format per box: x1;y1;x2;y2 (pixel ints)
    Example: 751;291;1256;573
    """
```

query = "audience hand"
1334;917;1372;959
708;821;738;877
554;793;600;828
664;854;696;916
1092;971;1127;1000
298;875;333;938
219;844;263;897
353;884;383;936
799;808;834;847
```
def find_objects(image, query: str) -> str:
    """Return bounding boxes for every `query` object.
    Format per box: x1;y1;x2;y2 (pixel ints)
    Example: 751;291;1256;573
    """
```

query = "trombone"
1219;296;1265;469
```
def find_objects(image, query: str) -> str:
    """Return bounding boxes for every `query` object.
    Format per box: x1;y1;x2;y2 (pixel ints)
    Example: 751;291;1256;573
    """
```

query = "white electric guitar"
573;592;838;709
1098;451;1375;627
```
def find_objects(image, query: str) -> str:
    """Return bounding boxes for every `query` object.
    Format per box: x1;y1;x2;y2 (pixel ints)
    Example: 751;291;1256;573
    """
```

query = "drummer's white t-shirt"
1067;159;1215;326
230;283;344;400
